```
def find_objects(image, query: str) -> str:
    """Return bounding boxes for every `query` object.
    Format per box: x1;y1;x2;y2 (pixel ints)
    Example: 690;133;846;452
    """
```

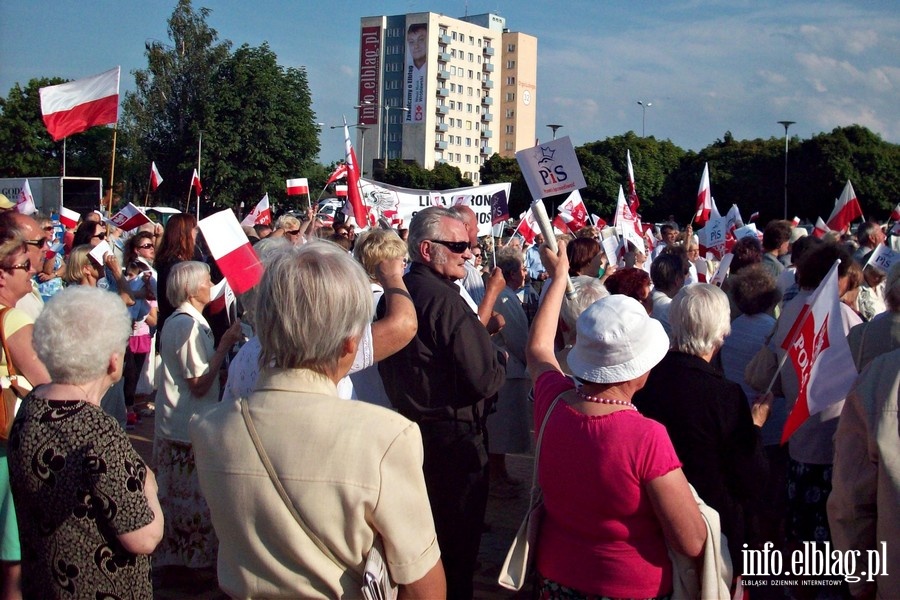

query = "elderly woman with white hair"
154;261;243;581
190;243;445;598
527;241;706;599
7;286;163;599
633;283;772;579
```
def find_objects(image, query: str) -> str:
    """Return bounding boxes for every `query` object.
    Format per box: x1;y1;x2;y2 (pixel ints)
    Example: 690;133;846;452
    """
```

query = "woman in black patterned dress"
7;286;163;599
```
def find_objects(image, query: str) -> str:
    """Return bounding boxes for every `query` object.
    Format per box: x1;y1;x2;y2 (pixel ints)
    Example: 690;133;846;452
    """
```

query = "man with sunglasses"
0;212;48;320
379;206;506;600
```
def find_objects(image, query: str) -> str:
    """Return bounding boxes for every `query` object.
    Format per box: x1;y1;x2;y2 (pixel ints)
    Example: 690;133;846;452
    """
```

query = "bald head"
449;205;478;246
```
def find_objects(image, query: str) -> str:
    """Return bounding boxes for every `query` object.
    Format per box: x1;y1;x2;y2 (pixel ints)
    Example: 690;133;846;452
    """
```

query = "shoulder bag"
497;390;564;591
241;399;397;600
0;306;24;441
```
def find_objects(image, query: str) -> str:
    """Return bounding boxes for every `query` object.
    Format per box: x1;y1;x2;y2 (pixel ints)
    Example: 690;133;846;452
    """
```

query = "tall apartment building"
356;12;537;183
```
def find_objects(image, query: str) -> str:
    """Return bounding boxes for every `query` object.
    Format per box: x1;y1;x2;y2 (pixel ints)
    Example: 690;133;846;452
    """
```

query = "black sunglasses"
91;232;108;240
430;240;470;254
3;258;31;272
285;229;301;235
136;243;155;250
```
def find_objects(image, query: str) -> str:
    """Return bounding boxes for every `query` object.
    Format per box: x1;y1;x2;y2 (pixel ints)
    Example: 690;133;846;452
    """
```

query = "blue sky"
2;0;898;166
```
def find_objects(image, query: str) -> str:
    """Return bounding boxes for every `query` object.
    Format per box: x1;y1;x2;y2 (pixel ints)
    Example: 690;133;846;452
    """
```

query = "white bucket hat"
567;295;670;384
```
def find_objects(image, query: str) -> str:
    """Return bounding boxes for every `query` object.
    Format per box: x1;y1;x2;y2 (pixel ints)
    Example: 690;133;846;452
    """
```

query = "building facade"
356;12;537;183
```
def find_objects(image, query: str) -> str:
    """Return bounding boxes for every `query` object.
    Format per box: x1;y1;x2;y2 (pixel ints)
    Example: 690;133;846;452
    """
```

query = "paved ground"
129;404;536;599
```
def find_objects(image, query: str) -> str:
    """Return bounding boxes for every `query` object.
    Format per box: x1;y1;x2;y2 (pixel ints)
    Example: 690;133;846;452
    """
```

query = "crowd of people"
0;198;899;599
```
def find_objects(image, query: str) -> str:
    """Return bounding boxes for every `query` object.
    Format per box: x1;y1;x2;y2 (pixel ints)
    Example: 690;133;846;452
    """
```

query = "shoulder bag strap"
0;307;21;389
527;390;564;505
240;399;364;586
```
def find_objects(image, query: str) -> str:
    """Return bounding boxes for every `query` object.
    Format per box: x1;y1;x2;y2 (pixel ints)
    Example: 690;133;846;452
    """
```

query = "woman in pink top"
526;241;706;599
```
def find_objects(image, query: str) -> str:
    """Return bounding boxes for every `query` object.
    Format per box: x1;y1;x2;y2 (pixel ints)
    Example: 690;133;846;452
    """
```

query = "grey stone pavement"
129;407;537;599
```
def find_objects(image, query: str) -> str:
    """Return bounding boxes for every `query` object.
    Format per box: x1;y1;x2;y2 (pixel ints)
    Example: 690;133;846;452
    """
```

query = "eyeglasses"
3;258;31;272
430;240;470;254
24;238;49;248
91;232;107;240
285;229;301;236
42;226;55;232
472;253;483;259
136;243;155;250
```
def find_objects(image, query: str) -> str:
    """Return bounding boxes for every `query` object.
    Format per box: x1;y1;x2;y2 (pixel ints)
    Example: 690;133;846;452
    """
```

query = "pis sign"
516;136;587;200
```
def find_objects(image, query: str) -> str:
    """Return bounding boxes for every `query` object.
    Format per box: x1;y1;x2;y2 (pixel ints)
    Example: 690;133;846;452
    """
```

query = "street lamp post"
777;120;795;220
546;124;563;140
637;101;652;137
331;124;369;175
358;100;408;173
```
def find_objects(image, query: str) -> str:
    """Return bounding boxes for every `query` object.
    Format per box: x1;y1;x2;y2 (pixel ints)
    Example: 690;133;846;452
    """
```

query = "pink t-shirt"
534;371;681;598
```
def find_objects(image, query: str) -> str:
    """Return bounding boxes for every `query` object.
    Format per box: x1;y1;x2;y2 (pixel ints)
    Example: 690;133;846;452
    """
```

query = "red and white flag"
791;216;801;227
39;67;120;141
826;180;863;233
812;217;830;239
58;206;80;229
198;209;264;295
190;169;202;195
694;163;712;226
240;193;272;227
109;202;151;231
725;204;744;231
890;202;900;222
16;180;36;216
149;162;163;191
513;208;541;245
626;149;640;214
325;164;348;186
613;185;645;252
342;117;369;227
335;184;348;198
286;178;309;196
780;260;857;443
208;278;236;320
551;190;588;234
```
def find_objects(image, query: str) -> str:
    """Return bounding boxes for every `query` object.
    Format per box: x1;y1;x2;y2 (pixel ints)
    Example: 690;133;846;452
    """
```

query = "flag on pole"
325;164;348;186
39;67;120;141
150;162;163;191
208;278;236;319
513;208;541;245
791;216;801;227
825;180;863;233
335;184;348;198
240;194;272;227
58;206;80;229
891;203;900;222
286;178;309;196
812;217;830;239
613;186;645;252
626;149;640;214
552;190;588;234
190;169;202;195
108;202;151;231
490;189;510;226
780;261;857;443
16;180;36;215
198;209;264;294
342;117;369;227
694;163;712;226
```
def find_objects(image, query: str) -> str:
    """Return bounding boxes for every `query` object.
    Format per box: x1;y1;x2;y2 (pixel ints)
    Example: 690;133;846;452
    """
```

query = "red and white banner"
286;178;309;196
343;119;369;226
513;208;542;245
325;164;348;186
694;163;712;226
150;162;163;191
780;261;857;443
552;190;588;234
826;180;863;233
198;209;264;294
190;169;203;195
626;149;640;214
39;67;120;141
16;179;36;216
812;217;830;239
240;194;272;227
109;202;151;231
58;206;80;229
335;184;348;197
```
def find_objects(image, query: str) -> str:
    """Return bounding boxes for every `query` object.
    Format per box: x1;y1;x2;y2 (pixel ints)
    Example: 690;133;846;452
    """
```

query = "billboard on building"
404;18;428;123
358;25;381;126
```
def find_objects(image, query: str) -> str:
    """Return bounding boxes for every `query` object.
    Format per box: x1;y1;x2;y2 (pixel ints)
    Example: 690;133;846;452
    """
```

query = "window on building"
452;31;458;40
474;122;480;131
449;100;455;110
456;153;462;161
505;141;514;151
466;103;472;112
476;73;481;81
450;65;456;75
475;106;480;114
467;86;473;96
456;135;462;144
468;70;474;79
506;76;516;85
505;92;516;102
507;43;516;53
466;155;471;163
466;138;472;147
478;38;482;47
474;156;479;165
466;121;472;130
451;49;456;58
477;56;482;64
506;109;515;118
457;119;463;128
506;125;515;134
440;27;447;36
508;60;516;69
468;52;474;62
469;36;474;45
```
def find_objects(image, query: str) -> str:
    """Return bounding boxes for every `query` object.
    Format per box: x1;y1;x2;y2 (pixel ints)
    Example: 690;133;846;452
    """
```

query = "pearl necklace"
576;389;638;411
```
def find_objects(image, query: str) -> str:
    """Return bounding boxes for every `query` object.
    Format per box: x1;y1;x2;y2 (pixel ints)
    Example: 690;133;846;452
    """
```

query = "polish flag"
325;164;348;186
825;180;863;233
791;216;801;227
109;202;151;231
208;278;236;320
191;169;202;195
890;203;900;222
286;178;309;196
335;184;348;197
58;206;80;229
342;117;369;227
39;67;120;141
613;186;645;252
150;162;163;191
198;209;264;294
591;214;607;229
780;261;857;444
16;180;36;216
552;190;588;233
626;149;640;214
812;217;830;239
240;194;272;227
513;208;541;245
694;163;712;226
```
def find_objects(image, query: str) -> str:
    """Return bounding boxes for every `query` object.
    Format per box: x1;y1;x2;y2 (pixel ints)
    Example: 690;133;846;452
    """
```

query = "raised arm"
371;257;417;362
525;241;568;384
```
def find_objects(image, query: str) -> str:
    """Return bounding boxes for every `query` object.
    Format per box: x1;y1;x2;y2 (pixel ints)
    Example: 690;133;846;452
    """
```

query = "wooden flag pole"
106;127;118;215
144;171;151;206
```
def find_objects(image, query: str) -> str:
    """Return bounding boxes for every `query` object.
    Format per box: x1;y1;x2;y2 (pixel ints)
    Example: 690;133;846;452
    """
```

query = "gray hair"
561;275;609;330
166;261;210;307
495;248;523;280
407;206;464;264
240;237;291;328
256;242;372;373
669;284;731;357
33;286;131;384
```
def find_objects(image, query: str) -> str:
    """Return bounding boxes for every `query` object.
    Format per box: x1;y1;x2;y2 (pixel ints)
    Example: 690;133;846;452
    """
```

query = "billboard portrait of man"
405;22;427;123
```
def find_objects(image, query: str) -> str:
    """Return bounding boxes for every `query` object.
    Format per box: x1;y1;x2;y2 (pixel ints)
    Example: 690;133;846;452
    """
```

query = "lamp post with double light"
777;121;795;220
637;101;652;137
